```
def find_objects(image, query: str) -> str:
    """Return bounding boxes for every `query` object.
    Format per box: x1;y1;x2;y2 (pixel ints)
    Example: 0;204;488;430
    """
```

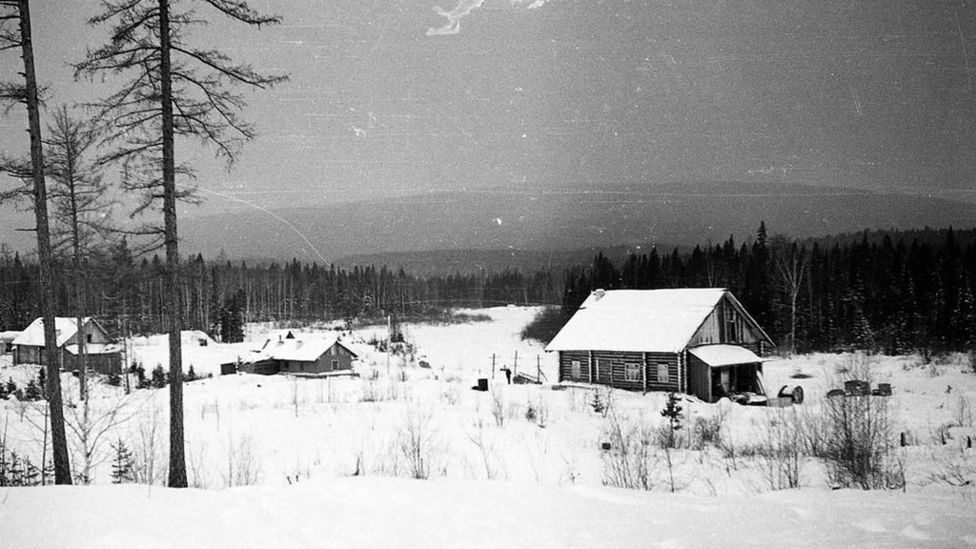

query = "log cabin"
225;334;358;376
545;288;774;402
11;317;122;374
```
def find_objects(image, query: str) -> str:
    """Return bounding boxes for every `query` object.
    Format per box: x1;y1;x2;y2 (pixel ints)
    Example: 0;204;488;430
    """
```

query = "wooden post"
513;350;518;377
678;351;684;394
588;351;594;383
642;352;647;395
491;353;496;379
536;355;541;383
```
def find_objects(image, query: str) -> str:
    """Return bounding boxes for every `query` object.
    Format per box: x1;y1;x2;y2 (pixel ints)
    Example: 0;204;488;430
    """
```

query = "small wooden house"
12;317;122;374
0;331;20;354
225;334;357;376
545;288;773;402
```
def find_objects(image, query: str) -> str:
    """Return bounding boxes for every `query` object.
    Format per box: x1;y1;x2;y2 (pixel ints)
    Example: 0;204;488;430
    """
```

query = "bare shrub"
361;379;389;403
590;387;613;418
491;390;505;427
601;413;654;491
186;442;209;489
819;356;903;489
398;408;438;480
534;399;549;429
64;393;135;484
753;408;804;490
131;403;166;485
524;398;549;428
954;396;974;428
927;448;976;494
822;393;897;489
223;434;261;487
468;420;506;481
690;411;725;450
440;384;461;407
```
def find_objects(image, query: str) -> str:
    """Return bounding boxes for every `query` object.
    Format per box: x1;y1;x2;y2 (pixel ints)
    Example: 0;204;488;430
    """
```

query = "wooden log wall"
558;350;680;393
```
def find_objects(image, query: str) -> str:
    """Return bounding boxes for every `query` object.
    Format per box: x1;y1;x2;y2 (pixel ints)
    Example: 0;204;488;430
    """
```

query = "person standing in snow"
501;366;512;384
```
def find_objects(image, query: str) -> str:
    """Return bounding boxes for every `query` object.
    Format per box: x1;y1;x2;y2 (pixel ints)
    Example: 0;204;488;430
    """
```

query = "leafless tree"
0;0;72;484
63;390;136;483
773;236;808;354
75;0;287;487
45;105;114;401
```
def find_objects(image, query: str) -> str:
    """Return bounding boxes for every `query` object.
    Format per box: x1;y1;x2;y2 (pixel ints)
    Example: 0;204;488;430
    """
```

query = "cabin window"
596;359;605;378
624;363;640;382
331;359;339;370
657;363;669;384
86;334;92;344
726;309;739;342
571;360;581;379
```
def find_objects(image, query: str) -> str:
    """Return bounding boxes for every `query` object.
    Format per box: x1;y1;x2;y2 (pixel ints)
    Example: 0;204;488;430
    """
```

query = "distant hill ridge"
178;181;976;264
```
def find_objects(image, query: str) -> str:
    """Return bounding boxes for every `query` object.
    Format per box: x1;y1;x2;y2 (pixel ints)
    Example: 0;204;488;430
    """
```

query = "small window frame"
657;363;669;384
624;363;640;382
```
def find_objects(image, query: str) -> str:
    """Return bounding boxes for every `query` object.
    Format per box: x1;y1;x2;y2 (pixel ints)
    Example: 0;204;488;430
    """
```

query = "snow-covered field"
2;306;975;548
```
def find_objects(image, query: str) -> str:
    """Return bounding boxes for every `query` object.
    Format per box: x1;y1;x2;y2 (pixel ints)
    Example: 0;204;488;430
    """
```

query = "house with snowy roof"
225;333;358;376
12;317;122;374
545;288;773;402
1;330;20;353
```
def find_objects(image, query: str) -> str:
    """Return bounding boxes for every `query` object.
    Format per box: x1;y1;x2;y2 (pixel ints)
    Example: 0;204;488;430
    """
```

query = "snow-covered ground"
2;306;975;548
6;479;975;549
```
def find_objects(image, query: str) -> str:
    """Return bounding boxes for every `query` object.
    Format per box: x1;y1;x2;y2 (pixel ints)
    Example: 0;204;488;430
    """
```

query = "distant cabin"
0;331;20;354
545;288;773;402
224;334;357;376
11;317;122;374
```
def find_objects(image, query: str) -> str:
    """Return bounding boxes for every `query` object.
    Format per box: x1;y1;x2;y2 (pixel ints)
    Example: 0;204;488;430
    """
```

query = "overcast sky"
3;0;976;221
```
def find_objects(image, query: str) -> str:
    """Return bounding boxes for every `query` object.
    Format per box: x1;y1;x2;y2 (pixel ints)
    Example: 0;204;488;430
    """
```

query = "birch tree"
75;0;286;487
773;237;808;355
0;0;73;484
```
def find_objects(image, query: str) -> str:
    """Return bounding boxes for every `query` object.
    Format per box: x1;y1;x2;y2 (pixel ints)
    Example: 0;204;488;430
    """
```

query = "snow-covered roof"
0;331;21;342
545;288;728;353
182;330;216;345
64;343;122;356
258;335;350;362
12;317;96;347
688;344;764;367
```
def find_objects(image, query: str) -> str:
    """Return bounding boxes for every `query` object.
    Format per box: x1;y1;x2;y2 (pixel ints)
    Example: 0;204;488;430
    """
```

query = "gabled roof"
257;335;357;362
545;288;733;354
0;331;21;342
12;317;102;347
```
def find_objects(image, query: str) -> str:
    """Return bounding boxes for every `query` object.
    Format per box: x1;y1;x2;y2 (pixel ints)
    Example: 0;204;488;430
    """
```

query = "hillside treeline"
3;224;975;354
0;240;560;339
562;224;976;354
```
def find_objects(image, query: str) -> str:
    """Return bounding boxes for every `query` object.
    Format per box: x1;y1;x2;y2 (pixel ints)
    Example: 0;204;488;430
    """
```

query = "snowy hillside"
2;307;975;548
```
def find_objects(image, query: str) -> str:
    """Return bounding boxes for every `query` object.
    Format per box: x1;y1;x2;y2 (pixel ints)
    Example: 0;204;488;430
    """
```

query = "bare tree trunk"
159;0;187;488
18;0;71;485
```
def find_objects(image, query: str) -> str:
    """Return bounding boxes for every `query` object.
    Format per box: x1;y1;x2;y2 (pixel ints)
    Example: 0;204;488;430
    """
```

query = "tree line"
0;244;563;338
560;223;976;355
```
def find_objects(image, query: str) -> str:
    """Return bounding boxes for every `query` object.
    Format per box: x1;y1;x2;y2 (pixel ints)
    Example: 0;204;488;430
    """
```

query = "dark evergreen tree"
110;438;134;484
660;392;684;449
151;365;167;389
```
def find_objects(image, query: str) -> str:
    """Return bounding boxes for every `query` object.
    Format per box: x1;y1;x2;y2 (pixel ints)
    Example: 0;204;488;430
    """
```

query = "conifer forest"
1;224;974;355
